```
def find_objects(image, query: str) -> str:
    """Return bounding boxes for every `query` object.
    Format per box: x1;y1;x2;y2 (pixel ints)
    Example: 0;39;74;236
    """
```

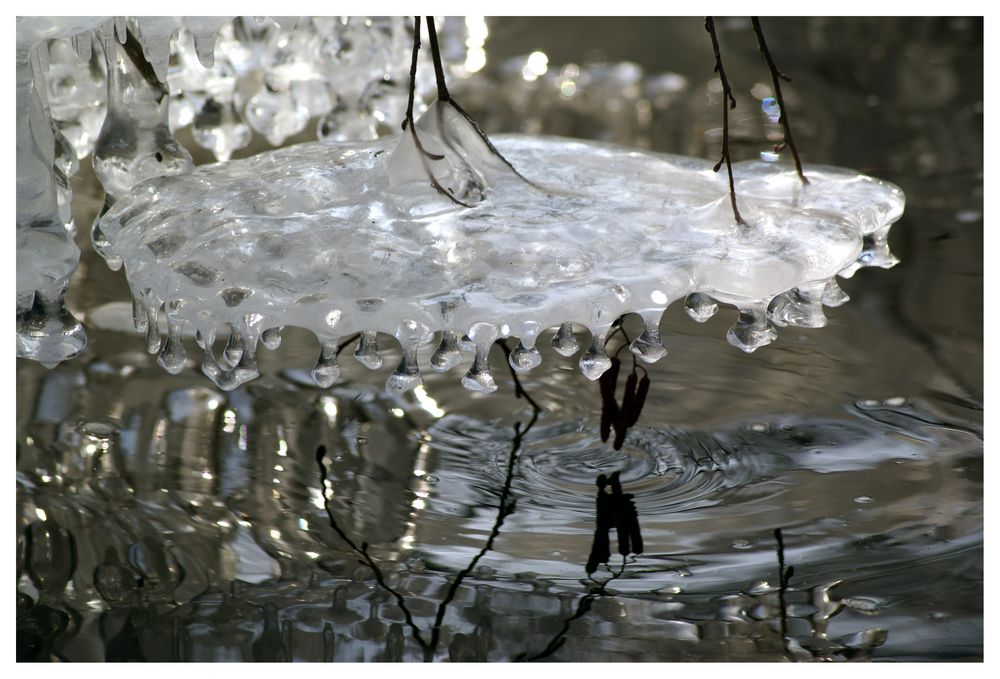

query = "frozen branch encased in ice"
95;104;904;392
17;18;108;368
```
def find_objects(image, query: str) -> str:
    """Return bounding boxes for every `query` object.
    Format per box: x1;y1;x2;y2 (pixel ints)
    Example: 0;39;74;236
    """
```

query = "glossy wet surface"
16;17;982;661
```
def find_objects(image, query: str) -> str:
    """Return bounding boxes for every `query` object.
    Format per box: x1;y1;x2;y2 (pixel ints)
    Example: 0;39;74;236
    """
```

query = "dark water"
16;17;982;661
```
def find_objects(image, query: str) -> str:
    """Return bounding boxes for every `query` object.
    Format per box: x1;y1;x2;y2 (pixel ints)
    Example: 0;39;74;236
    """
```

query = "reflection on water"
17;17;982;661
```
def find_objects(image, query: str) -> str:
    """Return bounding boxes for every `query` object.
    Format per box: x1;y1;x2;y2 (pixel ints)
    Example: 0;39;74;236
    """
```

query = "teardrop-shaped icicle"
822;278;850;307
579;333;613;380
114;16;127;44
144;302;162;354
16;287;87;368
629;320;667;363
222;330;244;368
354;330;382;370
769;281;827;328
72;31;93;63
157;318;187;374
684;293;718;323
508;341;541;373
311;340;341;388
192;32;217;69
132;294;148;333
727;305;778;353
431;331;462;372
261;327;283;350
552;322;579;357
386;339;421;394
462;340;497;393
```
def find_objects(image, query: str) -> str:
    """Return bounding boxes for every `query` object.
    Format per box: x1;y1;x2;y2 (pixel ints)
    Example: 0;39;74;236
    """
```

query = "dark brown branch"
516;558;631;661
424;16;541;189
751;18;808;183
705;17;745;225
402;16;472;208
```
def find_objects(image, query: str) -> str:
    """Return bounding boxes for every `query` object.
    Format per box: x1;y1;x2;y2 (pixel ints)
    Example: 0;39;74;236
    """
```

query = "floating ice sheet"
96;106;904;392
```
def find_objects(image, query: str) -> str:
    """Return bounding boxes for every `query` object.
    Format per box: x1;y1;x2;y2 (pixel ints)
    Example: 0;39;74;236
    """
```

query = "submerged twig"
426;340;542;659
317;338;544;661
705;17;745;225
315;445;430;650
516;557;632;661
751;18;808;183
774;527;795;658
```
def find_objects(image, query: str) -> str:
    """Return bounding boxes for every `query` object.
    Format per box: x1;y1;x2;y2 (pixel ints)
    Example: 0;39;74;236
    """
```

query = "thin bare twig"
751;17;808;183
402;17;473;207
705;17;745;225
317;339;544;661
424;17;539;187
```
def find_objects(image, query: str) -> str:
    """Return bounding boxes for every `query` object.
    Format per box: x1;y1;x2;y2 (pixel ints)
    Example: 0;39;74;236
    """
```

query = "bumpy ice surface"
96;106;904;392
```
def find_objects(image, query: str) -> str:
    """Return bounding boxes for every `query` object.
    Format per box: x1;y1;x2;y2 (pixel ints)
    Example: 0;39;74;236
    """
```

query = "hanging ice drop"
311;340;342;388
629;316;668;363
354;330;383;370
552;322;580;357
579;332;613;381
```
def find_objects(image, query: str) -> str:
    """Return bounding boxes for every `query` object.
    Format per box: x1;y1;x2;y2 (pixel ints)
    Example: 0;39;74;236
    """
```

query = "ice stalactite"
91;19;194;271
16;18;107;368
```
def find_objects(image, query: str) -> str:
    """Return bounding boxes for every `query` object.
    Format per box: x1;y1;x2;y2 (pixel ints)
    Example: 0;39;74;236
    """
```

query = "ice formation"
94;101;904;393
17;17;905;392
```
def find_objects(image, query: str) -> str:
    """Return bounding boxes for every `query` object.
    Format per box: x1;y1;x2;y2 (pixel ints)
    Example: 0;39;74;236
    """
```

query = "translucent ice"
16;17;108;367
95;104;904;391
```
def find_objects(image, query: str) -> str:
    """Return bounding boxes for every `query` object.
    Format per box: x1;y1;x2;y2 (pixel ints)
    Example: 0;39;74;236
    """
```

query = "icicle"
191;98;252;162
192;33;216;69
840;224;900;278
16;285;87;368
157;316;187;374
311;339;342;388
508;340;541;373
114;17;127;44
72;31;92;63
579;329;613;380
684;293;718;323
727;304;778;353
261;326;283;350
354;330;382;370
462;323;499;393
858;224;900;270
92;20;192;245
769;281;828;328
222;328;244;368
144;299;162;354
629;312;667;363
387;320;429;393
552;322;579;357
129;294;147;333
431;330;462;372
200;315;261;390
822;278;850;307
